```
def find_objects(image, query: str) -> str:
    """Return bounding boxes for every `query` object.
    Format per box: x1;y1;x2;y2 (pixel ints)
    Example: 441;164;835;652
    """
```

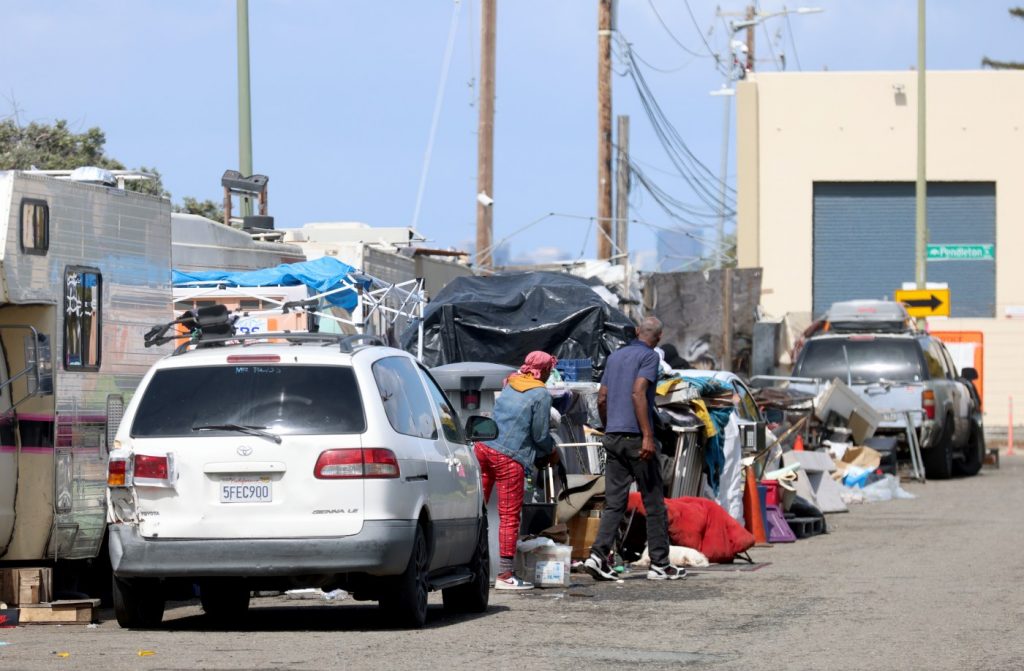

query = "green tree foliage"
174;196;225;223
982;7;1024;69
0;116;216;207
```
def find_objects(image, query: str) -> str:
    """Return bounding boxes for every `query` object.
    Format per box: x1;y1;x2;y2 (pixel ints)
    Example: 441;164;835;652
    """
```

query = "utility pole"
915;0;927;296
597;0;613;260
614;115;629;264
237;0;253;217
744;5;756;73
475;0;496;269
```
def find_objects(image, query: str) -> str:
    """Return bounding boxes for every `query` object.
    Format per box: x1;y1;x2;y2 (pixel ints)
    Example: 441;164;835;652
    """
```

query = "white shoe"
495;572;534;590
647;563;687;581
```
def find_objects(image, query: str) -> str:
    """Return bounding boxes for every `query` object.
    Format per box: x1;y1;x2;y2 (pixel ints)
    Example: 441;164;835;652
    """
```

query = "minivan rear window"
131;365;365;437
795;338;925;384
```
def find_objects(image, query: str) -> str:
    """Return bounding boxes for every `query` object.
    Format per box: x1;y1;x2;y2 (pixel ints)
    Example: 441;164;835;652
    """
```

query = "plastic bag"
861;474;915;502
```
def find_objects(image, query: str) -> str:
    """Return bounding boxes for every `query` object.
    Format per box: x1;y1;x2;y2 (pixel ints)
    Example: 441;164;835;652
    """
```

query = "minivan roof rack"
144;305;391;355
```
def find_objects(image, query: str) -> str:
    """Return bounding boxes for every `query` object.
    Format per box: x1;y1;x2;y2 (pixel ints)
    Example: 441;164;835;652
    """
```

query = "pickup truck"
791;332;984;479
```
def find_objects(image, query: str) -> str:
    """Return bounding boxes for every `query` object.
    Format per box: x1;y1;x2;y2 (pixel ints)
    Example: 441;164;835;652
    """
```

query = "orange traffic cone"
793;434;805;452
742;466;769;546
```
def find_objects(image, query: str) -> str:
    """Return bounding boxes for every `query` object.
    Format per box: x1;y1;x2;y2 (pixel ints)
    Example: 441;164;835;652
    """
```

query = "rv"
0;170;171;591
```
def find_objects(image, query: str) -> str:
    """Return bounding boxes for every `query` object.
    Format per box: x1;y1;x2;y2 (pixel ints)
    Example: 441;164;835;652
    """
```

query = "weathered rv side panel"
0;172;171;563
171;213;304;273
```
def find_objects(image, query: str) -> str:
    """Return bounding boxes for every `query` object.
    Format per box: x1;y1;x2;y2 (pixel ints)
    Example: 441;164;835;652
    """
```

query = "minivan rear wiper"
192;423;282;444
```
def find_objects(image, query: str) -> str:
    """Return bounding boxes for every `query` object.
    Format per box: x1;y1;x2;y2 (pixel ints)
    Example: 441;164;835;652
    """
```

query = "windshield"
131;365;366;438
795;338;925;384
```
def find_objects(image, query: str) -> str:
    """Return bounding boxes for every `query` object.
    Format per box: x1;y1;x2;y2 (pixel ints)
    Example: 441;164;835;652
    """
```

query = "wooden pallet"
18;599;99;625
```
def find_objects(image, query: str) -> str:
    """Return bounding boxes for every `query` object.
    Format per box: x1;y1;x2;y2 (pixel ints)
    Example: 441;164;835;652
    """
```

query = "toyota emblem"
237;445;253;457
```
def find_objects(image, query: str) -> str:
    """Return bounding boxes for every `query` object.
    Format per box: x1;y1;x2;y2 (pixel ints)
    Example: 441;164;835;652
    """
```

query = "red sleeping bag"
627;492;755;564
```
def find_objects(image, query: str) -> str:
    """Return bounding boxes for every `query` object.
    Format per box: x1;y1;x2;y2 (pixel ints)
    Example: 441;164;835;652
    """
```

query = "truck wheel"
380;524;430;628
443;515;490;614
112;576;165;629
954;422;985;477
923;417;954;480
200;579;251;621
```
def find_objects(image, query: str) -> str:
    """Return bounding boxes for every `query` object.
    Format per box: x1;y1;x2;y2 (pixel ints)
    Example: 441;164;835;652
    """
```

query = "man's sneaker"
495;572;534;590
647;563;687;581
583;552;618;581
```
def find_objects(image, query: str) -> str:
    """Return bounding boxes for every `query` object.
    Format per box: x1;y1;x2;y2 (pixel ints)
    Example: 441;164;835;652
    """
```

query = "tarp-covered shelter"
172;257;368;312
403;272;634;377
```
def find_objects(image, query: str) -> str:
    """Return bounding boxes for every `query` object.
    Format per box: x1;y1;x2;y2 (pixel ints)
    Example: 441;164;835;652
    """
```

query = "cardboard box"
514;544;571;588
0;568;53;606
568;511;602;560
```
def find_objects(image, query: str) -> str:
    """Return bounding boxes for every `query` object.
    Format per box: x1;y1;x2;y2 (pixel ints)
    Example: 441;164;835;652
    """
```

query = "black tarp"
401;272;634;379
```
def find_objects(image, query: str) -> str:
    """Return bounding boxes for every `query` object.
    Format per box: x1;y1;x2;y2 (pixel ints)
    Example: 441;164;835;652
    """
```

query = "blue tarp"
679;376;736;497
172;257;368;312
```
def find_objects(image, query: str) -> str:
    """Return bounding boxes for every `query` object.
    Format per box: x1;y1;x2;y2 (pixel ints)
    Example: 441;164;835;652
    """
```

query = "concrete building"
736;70;1024;427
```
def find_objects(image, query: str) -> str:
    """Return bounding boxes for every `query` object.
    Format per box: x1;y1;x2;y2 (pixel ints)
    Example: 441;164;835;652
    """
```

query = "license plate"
220;478;272;503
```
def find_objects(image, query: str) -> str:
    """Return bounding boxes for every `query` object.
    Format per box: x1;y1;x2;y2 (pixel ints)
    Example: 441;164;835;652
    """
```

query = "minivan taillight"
134;454;169;480
314;448;400;479
922;390;936;420
108;458;128;487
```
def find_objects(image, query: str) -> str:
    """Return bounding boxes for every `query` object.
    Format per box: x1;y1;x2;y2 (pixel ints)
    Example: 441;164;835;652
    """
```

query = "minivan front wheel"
443;515;490;614
380;524;430;628
112;575;165;629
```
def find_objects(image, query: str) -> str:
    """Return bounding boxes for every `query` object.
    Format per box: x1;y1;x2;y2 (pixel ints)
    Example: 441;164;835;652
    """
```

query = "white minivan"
107;332;494;629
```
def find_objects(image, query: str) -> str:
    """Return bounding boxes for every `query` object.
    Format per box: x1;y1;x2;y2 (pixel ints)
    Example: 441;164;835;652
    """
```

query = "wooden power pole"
745;5;756;73
476;0;496;269
615;115;629;263
597;0;613;260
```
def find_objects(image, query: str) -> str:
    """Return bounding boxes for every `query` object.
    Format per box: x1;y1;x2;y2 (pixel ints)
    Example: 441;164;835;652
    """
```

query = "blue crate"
555;358;593;382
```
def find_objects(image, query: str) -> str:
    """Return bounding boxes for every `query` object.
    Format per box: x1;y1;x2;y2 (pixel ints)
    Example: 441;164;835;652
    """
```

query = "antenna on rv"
221;170;269;230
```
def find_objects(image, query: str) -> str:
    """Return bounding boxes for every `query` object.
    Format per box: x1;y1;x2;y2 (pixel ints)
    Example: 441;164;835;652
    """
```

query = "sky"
3;1;1020;270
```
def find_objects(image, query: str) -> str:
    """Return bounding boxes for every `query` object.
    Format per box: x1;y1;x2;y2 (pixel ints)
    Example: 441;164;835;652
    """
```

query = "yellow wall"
736;70;1024;427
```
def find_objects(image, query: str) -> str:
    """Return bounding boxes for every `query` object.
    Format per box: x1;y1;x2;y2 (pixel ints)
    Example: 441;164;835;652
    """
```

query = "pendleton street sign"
894;288;951;318
926;244;994;262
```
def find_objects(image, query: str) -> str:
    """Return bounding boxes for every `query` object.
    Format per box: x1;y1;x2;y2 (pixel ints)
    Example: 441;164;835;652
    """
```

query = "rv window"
240;299;263;311
64;268;101;370
20;199;49;255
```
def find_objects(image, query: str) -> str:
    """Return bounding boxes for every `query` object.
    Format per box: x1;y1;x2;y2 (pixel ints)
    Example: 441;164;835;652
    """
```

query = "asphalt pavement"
2;453;1022;671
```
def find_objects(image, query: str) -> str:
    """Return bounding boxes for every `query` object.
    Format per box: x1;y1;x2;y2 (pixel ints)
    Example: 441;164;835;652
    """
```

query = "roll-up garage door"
812;182;995;318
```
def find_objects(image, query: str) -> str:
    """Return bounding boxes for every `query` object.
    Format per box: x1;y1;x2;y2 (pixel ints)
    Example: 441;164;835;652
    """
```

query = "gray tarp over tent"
402;271;634;379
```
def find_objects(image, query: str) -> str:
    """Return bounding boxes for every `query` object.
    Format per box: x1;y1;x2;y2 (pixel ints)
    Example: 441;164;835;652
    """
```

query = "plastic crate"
555;358;593;382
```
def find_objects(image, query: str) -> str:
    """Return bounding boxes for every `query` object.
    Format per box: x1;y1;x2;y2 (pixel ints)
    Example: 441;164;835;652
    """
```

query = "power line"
784;10;803;71
618;41;737;213
411;0;461;231
682;0;726;71
646;0;718;63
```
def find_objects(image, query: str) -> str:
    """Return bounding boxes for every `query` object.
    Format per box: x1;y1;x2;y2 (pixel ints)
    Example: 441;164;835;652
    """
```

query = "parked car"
106;330;495;629
792;332;984;479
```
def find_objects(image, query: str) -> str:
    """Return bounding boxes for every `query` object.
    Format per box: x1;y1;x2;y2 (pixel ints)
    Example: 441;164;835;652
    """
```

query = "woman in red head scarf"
475;351;559;590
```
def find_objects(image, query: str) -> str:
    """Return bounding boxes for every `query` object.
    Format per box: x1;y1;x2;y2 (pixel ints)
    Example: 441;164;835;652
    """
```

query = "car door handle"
405;474;428;482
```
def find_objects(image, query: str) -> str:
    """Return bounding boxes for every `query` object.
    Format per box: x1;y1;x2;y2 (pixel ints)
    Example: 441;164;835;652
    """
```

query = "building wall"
736;70;1024;427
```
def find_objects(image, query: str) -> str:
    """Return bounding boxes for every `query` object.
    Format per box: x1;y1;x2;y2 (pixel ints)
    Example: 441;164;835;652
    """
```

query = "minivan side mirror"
961;367;979;382
465;416;498;442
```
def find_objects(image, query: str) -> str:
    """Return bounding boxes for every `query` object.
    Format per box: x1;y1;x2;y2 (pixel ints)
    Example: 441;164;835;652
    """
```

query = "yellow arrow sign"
894;288;950;317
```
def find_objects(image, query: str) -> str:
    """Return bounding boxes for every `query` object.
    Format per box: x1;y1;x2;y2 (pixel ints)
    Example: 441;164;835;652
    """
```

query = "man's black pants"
590;433;671;566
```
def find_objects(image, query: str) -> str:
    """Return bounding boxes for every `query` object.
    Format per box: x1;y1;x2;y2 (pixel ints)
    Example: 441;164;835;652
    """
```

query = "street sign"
926;244;994;261
894;288;951;318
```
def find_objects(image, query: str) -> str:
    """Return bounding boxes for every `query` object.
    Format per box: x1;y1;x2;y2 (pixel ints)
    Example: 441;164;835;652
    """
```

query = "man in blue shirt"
585;316;686;581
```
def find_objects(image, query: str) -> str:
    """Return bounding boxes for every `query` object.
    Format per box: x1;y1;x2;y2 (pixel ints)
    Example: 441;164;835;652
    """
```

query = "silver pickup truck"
791;332;984;479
